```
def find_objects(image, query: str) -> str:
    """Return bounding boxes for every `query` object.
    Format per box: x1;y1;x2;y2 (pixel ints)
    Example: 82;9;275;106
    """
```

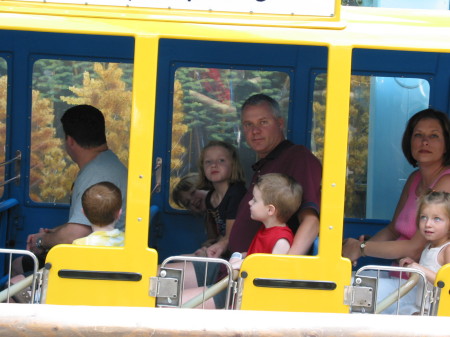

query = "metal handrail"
355;265;429;315
0;248;40;304
0;150;21;187
0;153;21;168
0;198;19;213
160;256;236;309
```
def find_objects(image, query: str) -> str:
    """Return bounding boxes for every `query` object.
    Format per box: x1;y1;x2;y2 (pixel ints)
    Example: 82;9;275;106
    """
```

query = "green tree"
33;60;133;103
173;67;290;177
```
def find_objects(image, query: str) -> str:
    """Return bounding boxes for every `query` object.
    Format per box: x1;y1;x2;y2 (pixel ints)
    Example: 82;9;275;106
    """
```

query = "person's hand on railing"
206;239;228;258
342;237;362;266
193;246;208;257
229;251;247;270
26;228;50;257
399;257;421;278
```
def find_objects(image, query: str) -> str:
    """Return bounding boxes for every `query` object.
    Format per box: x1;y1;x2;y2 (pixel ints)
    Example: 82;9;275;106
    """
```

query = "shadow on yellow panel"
436;264;450;316
238;254;351;313
44;244;158;307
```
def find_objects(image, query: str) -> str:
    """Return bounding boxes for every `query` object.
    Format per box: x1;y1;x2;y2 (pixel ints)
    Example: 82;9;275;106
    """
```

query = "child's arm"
230;239;290;270
192;214;218;256
439;244;450;269
230;237;291;271
399;257;416;267
272;238;291;255
229;252;247;270
400;257;437;285
419;245;450;284
207;184;246;258
401;246;450;285
205;213;218;241
206;219;234;258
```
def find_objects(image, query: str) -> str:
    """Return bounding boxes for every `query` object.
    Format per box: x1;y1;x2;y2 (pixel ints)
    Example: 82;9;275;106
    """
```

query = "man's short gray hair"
241;93;282;118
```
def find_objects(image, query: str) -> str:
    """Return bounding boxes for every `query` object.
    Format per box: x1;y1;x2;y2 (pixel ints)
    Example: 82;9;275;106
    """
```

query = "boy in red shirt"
182;173;302;308
230;173;302;269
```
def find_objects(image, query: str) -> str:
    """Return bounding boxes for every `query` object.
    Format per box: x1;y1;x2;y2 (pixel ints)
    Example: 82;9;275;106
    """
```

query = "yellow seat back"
238;254;351;312
436;263;450;316
45;245;157;307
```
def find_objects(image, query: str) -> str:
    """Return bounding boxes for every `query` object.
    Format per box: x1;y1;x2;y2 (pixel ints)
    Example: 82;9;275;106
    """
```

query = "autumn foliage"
29;62;132;203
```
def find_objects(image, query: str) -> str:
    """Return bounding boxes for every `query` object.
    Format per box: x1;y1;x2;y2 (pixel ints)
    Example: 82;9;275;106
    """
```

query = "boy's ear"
116;208;123;220
267;204;276;216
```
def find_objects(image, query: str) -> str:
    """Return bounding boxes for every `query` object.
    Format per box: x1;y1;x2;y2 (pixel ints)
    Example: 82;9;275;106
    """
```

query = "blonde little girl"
196;140;246;258
400;191;450;313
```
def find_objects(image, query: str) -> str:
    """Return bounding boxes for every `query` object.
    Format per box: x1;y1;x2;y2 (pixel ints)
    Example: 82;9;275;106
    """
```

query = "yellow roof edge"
0;0;347;30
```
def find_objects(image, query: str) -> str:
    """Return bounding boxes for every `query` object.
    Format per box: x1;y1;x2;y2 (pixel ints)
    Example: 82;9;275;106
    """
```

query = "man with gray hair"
207;93;322;258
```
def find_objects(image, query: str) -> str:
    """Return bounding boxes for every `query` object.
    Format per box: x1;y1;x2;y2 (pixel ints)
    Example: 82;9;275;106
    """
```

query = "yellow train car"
0;0;450;333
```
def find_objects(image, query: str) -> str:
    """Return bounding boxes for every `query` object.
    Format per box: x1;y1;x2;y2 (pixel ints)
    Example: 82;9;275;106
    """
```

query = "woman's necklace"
420;165;445;194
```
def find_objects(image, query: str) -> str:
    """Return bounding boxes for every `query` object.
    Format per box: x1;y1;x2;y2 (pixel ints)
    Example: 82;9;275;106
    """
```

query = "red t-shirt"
247;226;294;255
229;140;322;253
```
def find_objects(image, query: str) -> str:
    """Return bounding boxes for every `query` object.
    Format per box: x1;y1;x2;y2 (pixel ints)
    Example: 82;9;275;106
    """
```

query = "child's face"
203;146;233;184
249;186;269;222
180;188;207;214
418;203;450;247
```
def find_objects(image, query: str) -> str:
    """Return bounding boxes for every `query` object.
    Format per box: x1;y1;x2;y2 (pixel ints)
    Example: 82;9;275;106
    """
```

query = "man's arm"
283;145;321;256
288;208;319;255
28;223;92;253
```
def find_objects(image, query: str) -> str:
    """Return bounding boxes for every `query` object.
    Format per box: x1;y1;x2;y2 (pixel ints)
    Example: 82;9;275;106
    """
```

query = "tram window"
0;57;6;197
312;74;430;220
30;60;133;204
169;67;290;208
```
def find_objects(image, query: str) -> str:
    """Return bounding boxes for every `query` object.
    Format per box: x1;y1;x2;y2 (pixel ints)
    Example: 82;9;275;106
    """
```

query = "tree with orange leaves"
61;62;131;167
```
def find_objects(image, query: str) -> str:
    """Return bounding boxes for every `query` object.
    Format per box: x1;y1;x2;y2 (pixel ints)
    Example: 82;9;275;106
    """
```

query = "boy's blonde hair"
256;173;303;223
197;140;245;190
417;190;450;226
82;181;122;227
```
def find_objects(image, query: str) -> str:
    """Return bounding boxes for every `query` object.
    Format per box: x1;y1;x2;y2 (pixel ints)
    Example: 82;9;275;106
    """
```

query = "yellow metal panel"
45;36;160;307
239;45;353;313
125;35;159;254
0;0;449;317
320;44;352;262
45;245;157;306
0;0;344;27
436;264;450;316
239;254;351;312
0;5;449;53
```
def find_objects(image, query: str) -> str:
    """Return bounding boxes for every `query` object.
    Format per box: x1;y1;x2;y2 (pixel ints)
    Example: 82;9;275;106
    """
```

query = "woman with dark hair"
343;108;450;263
343;108;450;314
